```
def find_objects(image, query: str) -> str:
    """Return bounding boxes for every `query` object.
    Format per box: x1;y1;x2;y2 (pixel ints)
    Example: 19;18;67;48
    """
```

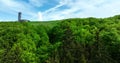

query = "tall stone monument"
18;12;21;22
18;12;30;22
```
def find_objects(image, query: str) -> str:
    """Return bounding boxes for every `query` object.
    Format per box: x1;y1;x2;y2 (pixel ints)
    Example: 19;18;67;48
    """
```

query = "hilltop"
0;15;120;63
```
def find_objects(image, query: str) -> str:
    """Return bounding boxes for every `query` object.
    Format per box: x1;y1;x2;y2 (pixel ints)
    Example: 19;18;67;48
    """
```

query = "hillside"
0;15;120;63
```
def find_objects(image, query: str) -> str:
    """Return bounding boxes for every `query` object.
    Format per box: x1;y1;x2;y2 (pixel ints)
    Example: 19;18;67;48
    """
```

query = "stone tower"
18;12;21;22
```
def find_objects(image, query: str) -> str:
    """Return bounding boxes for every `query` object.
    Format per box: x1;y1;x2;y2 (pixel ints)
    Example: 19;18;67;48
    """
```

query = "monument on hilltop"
18;12;30;22
18;12;21;22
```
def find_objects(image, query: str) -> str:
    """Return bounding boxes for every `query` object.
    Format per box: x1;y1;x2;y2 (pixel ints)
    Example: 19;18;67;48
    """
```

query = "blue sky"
0;0;120;21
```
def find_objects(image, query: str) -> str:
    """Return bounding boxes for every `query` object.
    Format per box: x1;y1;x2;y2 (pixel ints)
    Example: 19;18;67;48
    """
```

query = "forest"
0;15;120;63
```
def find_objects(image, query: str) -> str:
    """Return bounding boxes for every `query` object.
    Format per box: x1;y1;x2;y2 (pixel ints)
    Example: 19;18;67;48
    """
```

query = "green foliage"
1;15;120;63
0;22;53;63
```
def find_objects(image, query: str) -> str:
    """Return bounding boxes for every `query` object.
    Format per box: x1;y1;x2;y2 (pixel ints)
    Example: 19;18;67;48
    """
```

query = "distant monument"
18;12;21;22
18;12;30;22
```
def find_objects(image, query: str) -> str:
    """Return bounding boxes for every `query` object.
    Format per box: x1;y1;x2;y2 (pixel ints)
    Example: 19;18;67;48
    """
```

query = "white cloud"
40;0;69;20
1;0;120;21
44;0;67;14
29;0;46;7
39;0;120;21
38;12;43;21
0;0;39;21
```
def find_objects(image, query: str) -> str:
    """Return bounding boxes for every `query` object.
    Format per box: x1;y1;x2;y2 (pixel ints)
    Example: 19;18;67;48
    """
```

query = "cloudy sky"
0;0;120;21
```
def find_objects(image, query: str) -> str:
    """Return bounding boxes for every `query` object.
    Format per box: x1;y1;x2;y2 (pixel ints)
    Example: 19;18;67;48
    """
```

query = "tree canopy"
1;15;120;63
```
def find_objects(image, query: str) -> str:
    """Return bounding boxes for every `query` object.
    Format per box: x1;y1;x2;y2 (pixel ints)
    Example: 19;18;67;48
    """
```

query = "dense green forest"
1;15;120;63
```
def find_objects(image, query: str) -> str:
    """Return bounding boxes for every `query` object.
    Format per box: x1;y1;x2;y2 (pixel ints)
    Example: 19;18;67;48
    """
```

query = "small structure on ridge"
18;12;30;22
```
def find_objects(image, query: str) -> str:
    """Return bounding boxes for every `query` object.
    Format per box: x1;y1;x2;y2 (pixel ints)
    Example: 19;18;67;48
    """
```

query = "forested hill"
1;15;120;63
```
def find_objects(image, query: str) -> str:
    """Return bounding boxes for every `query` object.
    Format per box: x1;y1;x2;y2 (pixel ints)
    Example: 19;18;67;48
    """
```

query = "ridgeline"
0;15;120;63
